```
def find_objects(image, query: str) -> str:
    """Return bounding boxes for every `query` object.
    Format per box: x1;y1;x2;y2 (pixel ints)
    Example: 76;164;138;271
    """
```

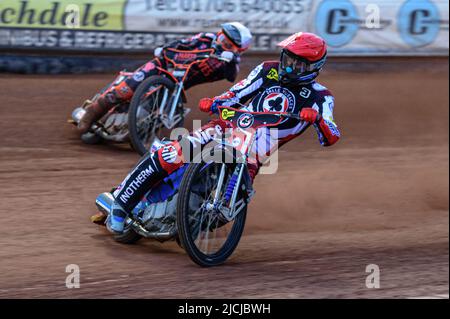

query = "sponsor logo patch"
237;113;254;129
267;68;279;81
132;71;145;82
161;145;178;163
221;109;235;120
258;86;295;113
325;119;340;137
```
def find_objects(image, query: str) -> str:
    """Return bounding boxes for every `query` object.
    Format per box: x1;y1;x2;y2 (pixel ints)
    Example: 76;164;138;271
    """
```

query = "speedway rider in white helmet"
77;22;253;134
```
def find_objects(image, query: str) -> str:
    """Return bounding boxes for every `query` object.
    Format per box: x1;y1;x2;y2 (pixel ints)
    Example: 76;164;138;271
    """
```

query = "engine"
140;193;178;233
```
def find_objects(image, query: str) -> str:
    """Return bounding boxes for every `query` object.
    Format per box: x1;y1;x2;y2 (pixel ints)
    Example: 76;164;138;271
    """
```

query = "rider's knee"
113;81;134;101
97;82;133;108
157;141;184;174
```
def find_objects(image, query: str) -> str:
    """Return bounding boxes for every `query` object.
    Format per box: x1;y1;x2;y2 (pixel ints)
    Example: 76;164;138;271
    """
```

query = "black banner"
0;27;289;53
0;54;144;74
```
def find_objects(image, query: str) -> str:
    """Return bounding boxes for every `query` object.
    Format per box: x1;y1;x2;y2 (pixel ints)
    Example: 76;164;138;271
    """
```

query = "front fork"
169;81;184;122
158;81;184;129
227;163;246;218
210;161;247;222
209;132;256;220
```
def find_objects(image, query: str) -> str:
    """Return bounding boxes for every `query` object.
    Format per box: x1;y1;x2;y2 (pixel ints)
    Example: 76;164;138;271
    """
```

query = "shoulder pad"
190;33;204;40
204;32;216;39
312;82;329;92
262;60;280;70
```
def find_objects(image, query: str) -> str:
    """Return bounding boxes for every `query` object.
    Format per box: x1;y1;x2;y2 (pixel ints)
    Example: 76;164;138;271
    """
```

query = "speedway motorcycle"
70;48;233;155
94;103;300;267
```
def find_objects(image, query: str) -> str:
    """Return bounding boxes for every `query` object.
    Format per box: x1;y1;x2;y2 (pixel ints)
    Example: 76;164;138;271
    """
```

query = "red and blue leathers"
111;60;340;214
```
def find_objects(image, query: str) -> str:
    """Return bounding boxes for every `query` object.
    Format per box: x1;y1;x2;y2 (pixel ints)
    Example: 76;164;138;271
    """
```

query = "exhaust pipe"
95;192;114;215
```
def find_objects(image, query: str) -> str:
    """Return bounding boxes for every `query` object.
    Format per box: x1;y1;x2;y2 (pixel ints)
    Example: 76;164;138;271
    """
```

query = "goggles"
216;32;240;53
280;50;325;75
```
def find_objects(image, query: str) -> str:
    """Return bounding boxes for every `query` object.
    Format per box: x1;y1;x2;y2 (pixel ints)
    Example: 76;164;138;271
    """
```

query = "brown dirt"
0;56;448;298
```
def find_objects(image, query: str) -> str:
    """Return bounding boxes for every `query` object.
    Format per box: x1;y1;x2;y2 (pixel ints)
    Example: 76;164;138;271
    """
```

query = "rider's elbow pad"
317;118;340;147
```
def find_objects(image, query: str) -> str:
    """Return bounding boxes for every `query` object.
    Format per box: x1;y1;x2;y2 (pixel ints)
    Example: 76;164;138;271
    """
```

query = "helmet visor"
217;33;240;53
281;50;327;75
281;51;312;75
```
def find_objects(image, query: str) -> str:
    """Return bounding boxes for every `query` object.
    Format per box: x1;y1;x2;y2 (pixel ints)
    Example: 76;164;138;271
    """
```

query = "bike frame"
157;48;215;129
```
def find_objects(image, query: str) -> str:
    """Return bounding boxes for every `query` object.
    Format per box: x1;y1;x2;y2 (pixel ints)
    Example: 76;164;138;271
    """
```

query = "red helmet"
277;32;327;85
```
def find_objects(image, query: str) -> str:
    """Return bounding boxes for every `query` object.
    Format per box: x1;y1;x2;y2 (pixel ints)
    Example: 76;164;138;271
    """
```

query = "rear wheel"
177;160;247;267
128;76;185;156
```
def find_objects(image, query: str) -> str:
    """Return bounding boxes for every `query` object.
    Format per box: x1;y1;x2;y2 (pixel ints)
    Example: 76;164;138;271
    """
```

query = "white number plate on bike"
172;70;186;77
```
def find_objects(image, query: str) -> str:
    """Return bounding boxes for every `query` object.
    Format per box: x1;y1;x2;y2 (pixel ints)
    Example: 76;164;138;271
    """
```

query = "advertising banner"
0;0;448;55
0;0;311;52
311;0;449;55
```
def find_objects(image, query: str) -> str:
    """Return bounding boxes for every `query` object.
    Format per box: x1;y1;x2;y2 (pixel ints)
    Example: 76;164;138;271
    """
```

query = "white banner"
310;0;449;55
124;0;312;51
0;0;448;55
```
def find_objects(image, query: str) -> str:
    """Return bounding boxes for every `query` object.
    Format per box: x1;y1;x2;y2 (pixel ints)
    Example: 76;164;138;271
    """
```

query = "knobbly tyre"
69;48;233;154
93;103;300;267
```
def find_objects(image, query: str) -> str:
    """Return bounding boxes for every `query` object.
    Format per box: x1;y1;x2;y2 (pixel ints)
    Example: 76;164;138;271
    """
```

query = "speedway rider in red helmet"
77;22;252;134
98;32;341;234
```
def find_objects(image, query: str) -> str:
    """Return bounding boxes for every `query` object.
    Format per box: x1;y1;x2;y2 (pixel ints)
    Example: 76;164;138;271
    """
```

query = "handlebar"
196;53;233;63
212;54;233;63
212;101;302;121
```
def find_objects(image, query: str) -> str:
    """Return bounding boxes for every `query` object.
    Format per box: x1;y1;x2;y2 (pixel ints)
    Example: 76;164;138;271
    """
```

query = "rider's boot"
105;202;128;234
77;97;110;134
77;81;134;134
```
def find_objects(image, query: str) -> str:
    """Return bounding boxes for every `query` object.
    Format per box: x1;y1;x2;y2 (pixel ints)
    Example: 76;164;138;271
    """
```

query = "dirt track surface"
0;57;448;298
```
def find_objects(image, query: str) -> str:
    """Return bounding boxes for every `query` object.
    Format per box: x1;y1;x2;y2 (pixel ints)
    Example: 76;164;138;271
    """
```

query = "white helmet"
219;22;252;52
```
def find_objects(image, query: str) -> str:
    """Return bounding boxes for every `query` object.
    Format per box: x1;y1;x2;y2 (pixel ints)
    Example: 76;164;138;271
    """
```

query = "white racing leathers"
113;61;340;213
216;60;341;172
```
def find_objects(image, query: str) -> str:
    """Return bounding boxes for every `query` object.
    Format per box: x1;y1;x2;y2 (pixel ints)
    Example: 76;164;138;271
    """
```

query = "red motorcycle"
71;48;232;154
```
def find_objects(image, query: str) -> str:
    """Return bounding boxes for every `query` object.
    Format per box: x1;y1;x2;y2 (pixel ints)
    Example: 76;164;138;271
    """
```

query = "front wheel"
128;76;184;156
177;160;247;267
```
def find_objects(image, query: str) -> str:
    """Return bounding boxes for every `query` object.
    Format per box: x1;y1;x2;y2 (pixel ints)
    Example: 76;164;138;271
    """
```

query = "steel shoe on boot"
106;202;128;234
90;212;107;225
